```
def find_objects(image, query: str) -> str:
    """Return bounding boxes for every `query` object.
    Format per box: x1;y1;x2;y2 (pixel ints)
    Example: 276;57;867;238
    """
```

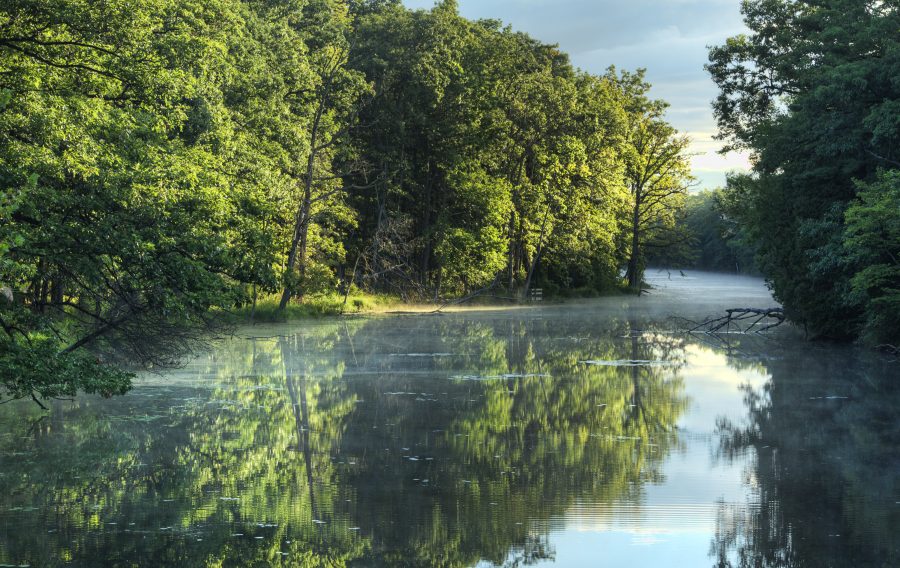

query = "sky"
402;0;752;190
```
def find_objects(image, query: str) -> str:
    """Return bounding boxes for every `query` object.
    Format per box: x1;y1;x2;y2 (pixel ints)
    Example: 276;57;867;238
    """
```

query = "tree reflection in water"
0;315;690;567
711;340;900;568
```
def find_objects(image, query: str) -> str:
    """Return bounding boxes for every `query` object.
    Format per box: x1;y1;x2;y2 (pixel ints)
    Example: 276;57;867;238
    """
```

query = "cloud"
406;0;743;53
402;0;751;189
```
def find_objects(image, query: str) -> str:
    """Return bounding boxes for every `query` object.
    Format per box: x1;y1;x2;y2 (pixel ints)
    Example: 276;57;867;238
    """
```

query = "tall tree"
615;71;693;291
0;0;307;403
279;0;371;309
707;0;900;341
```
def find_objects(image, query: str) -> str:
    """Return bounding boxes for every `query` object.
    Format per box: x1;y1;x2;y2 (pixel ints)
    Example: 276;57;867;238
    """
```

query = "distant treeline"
707;0;900;345
0;0;693;402
646;189;758;275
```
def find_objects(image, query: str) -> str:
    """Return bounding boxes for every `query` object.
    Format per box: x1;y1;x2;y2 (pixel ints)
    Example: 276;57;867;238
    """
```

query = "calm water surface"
1;271;898;567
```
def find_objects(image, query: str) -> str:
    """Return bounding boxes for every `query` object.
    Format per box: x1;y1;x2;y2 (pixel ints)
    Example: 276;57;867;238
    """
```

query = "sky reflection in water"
0;271;897;567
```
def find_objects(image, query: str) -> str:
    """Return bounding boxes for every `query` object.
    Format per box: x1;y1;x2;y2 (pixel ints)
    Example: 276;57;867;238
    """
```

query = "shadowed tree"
614;70;693;291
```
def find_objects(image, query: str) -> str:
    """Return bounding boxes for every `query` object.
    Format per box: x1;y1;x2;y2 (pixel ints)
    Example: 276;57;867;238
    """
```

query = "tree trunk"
433;267;442;302
419;156;434;287
51;279;64;308
296;189;313;302
506;155;526;293
523;206;551;300
279;185;312;310
280;101;323;311
507;211;516;292
626;197;642;291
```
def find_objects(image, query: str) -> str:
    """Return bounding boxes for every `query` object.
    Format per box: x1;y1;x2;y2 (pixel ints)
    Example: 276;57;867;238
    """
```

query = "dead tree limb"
876;344;899;356
688;308;785;334
429;277;501;314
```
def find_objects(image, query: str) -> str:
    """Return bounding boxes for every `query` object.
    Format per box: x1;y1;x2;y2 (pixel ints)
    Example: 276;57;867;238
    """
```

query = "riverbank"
226;292;402;322
227;285;640;323
230;270;771;324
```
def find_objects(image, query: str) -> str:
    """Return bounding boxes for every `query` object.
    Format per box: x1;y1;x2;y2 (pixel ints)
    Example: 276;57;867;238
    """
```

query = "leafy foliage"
0;0;694;404
707;0;900;343
648;189;758;273
843;170;900;345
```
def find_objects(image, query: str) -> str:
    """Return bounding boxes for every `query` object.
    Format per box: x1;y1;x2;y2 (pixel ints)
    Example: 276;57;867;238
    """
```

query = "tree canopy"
707;0;900;343
0;0;694;404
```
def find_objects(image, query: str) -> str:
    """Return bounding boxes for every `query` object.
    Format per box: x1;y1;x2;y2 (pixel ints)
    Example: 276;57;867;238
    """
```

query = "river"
0;271;897;567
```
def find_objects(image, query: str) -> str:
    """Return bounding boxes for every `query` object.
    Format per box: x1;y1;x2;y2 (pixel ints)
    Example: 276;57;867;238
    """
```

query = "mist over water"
1;271;897;567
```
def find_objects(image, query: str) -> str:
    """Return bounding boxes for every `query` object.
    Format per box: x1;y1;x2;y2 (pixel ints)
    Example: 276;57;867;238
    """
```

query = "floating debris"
451;373;550;381
581;360;674;367
390;353;453;358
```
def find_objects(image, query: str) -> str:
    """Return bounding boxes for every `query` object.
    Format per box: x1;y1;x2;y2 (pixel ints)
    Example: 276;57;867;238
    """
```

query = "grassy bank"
227;292;404;323
225;284;638;324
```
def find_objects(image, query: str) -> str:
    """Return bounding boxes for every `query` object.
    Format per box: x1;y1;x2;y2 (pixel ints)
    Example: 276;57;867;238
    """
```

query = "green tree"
614;70;693;290
347;3;632;299
0;0;260;403
843;170;900;345
648;190;758;273
278;0;372;309
0;0;354;403
707;0;900;342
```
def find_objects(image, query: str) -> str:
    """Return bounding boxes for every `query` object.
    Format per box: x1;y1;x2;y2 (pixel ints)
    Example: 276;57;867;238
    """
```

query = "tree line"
0;0;693;402
645;189;758;274
707;0;900;345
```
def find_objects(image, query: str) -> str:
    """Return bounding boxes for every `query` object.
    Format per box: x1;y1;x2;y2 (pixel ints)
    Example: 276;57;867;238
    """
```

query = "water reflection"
711;340;900;568
0;290;897;567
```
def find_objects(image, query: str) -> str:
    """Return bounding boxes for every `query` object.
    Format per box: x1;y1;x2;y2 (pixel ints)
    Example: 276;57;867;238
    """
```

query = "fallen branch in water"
429;277;502;314
876;344;899;356
687;308;786;334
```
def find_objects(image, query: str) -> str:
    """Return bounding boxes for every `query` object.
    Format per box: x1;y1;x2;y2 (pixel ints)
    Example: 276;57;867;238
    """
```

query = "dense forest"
0;0;696;402
2;0;898;406
645;188;758;274
707;0;900;344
